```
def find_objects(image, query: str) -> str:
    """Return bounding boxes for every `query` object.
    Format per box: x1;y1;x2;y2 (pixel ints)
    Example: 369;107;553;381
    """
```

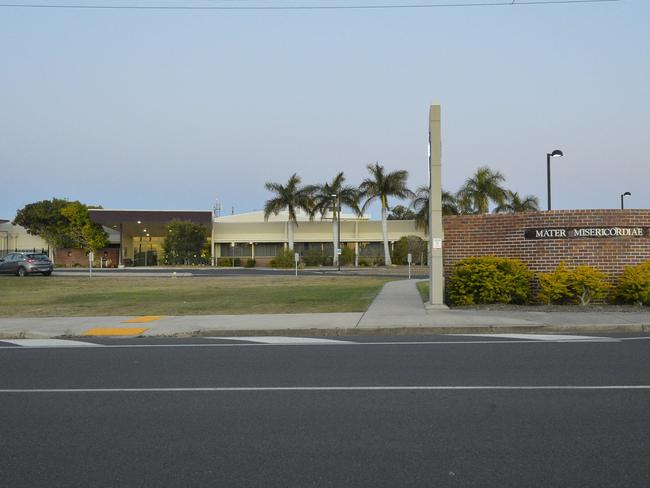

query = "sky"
1;0;648;220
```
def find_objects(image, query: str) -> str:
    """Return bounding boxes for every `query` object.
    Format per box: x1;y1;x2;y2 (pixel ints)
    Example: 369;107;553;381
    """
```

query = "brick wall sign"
525;227;650;239
442;210;650;280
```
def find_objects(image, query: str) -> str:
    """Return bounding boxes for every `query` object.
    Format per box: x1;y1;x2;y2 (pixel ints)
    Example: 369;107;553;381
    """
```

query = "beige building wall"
212;211;427;260
0;221;49;254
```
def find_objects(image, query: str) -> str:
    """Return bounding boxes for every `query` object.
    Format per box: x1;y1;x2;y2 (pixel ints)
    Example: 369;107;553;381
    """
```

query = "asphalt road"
1;334;649;487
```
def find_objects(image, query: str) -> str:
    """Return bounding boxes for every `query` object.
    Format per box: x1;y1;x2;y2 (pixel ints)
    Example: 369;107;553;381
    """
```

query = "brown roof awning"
89;209;212;237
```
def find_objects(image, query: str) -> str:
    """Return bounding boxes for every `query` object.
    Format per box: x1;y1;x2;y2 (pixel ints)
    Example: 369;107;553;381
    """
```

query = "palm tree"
494;191;539;213
456;166;507;214
359;162;413;266
264;173;314;250
310;172;361;265
412;187;459;232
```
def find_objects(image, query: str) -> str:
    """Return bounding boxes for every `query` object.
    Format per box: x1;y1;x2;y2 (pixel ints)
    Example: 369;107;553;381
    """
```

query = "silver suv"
0;252;53;276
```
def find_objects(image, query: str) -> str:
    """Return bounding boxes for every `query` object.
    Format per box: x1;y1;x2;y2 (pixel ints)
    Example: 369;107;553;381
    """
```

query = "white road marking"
450;334;620;342
0;339;631;350
206;336;355;344
0;385;648;394
0;339;102;347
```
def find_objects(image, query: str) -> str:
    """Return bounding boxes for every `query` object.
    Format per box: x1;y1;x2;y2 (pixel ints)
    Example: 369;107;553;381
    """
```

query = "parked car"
0;252;53;276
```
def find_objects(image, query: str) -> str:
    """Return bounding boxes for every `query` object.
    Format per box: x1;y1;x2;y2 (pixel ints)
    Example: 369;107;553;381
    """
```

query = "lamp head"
550;150;564;158
623;192;631;197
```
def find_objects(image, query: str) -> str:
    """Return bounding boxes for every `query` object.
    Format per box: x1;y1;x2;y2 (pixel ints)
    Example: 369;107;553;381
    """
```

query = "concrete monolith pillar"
428;104;447;308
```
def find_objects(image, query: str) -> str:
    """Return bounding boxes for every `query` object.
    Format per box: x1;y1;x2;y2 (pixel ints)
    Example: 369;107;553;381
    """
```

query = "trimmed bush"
218;257;231;267
270;249;296;268
447;256;532;306
538;263;610;305
358;258;370;267
538;262;572;305
340;247;355;266
614;261;650;305
303;249;326;266
245;258;256;268
392;235;427;265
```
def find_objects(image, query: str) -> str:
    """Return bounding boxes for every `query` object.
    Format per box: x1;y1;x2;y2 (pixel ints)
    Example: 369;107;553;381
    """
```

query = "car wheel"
43;271;52;276
17;267;27;277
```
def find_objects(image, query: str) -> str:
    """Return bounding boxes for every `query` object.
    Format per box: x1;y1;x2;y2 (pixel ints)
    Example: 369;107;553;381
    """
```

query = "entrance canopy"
89;209;212;236
88;209;212;266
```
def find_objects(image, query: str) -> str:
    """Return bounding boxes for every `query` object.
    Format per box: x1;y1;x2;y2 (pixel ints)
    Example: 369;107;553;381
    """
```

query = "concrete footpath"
1;280;649;339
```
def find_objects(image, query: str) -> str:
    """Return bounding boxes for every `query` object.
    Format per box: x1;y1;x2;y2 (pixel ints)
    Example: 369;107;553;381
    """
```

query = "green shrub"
358;258;370;267
218;257;231;267
373;257;385;266
614;261;650;305
340;247;355;266
303;249;326;266
270;249;296;268
245;258;256;268
233;258;241;267
392;235;427;265
538;262;572;305
538;263;610;305
447;256;532;306
570;265;610;305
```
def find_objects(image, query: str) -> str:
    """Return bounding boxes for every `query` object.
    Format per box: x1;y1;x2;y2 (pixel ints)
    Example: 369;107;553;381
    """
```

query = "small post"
407;253;412;280
88;251;94;279
294;252;300;277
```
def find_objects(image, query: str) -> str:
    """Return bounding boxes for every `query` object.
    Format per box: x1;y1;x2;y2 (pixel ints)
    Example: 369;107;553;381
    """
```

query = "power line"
0;0;623;11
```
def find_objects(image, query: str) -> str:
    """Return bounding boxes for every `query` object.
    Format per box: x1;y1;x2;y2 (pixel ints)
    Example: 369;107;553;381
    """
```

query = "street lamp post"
337;196;341;272
621;192;631;210
546;149;564;211
330;194;341;271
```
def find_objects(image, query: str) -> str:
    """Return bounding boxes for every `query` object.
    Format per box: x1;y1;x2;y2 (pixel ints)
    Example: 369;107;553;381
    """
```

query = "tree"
13;198;108;261
13;198;74;260
392;235;427;265
494;191;539;213
60;201;109;253
387;205;415;220
359;162;413;266
457;166;507;214
411;187;458;233
264;173;314;250
309;172;360;266
163;220;209;265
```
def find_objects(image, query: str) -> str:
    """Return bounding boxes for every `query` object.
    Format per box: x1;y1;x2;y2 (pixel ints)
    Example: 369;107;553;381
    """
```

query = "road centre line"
1;386;649;394
0;339;638;350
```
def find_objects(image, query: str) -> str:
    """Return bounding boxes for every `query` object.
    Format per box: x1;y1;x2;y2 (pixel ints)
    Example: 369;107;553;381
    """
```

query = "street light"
330;194;342;271
621;191;631;210
546;149;564;211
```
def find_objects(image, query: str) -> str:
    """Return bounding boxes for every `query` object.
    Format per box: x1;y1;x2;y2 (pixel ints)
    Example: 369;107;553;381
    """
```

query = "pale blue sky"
1;0;648;219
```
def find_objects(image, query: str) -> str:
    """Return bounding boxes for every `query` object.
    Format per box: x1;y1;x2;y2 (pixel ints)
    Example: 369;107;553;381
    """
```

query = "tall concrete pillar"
428;104;447;308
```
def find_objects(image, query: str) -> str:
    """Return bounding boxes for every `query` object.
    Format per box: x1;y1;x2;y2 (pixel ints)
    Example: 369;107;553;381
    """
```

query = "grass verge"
0;276;391;317
416;281;429;302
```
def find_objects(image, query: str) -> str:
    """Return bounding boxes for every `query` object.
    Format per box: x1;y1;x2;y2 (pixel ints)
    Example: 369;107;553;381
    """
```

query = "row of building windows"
219;242;388;258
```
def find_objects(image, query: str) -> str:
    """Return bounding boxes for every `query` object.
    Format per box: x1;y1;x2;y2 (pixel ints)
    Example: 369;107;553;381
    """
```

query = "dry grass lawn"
0;275;391;317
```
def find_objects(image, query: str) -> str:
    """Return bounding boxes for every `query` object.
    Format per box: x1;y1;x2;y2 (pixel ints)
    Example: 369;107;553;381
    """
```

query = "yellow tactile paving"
83;327;149;337
122;316;165;324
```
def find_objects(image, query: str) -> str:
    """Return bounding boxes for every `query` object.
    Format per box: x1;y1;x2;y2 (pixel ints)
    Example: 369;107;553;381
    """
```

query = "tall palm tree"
412;187;459;232
264;173;314;250
310;172;361;265
359;162;413;266
456;166;507;214
494;191;539;213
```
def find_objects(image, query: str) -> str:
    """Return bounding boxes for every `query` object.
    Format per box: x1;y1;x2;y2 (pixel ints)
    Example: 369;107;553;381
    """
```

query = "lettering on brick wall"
525;227;649;239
